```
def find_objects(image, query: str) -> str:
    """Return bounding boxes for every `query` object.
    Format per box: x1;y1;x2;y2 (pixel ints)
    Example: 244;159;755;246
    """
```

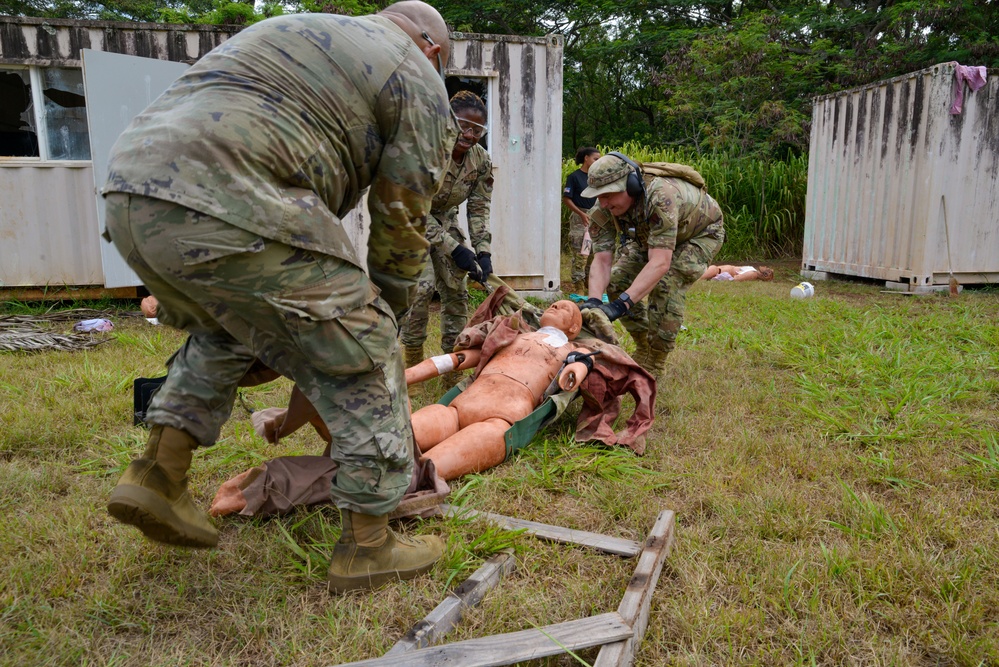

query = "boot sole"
108;484;218;548
328;560;437;594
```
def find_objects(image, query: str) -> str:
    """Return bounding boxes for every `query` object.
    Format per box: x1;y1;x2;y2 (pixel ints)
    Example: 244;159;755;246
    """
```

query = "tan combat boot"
641;347;670;382
404;344;424;400
107;425;218;548
327;510;444;593
631;335;651;370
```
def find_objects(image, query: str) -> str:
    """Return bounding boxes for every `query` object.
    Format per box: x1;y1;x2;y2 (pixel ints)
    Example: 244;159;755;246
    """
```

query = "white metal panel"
81;48;189;287
4;25;563;293
0;164;103;286
803;63;999;287
449;34;564;294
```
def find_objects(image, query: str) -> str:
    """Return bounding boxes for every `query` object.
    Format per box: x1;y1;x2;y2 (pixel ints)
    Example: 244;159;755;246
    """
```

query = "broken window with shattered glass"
0;68;39;157
41;67;91;160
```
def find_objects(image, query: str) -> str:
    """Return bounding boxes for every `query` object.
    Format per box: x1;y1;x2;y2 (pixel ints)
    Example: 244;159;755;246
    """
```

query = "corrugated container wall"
0;16;237;288
802;62;999;290
0;16;565;296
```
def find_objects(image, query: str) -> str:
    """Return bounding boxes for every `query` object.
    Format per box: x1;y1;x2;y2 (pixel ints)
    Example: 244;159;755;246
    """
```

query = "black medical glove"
599;297;631;322
451;245;480;277
578;297;604;311
476;252;493;279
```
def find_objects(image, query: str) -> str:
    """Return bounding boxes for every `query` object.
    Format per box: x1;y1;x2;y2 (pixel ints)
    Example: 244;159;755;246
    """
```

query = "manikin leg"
420;418;511;481
411;404;462;452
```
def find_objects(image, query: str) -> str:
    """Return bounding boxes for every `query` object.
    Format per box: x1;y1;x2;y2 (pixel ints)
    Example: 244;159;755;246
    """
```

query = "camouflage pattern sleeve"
424;210;461;256
367;54;459;317
466;150;493;255
645;178;682;252
589;206;618;254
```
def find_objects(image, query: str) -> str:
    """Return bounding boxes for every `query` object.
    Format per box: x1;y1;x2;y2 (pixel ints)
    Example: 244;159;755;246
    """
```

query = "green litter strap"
437;382;578;460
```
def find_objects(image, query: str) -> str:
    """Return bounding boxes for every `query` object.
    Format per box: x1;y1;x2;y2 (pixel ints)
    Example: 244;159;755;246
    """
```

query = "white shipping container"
0;17;564;297
802;62;998;291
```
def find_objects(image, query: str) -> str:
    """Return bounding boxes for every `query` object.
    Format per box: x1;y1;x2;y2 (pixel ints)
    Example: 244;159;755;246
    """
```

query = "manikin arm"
558;361;590;392
548;348;598;397
405;349;482;386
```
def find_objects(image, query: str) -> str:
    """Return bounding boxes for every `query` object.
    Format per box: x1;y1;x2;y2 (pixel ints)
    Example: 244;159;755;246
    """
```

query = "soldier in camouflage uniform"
101;2;460;594
562;147;601;284
580;153;725;380
399;91;493;380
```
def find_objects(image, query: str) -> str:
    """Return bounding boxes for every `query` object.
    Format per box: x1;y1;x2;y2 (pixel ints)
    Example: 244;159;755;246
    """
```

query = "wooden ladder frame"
332;507;676;667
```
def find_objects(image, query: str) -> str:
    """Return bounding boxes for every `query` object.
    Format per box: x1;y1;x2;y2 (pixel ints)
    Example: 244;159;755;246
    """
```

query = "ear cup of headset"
608;151;645;199
625;172;644;198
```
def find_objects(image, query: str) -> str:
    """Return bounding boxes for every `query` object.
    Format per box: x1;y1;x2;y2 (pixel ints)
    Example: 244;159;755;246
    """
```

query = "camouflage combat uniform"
563;167;596;283
567;211;594;283
102;14;458;516
590;175;725;359
399;143;493;354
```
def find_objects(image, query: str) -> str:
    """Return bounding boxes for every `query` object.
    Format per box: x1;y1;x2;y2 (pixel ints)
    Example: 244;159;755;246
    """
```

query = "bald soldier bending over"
102;1;460;593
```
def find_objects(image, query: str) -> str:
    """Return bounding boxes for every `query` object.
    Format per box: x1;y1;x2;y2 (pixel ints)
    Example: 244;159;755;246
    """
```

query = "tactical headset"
607;151;646;200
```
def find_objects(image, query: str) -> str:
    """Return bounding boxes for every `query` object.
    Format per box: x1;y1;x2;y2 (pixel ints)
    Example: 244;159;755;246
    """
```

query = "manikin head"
539;300;583;340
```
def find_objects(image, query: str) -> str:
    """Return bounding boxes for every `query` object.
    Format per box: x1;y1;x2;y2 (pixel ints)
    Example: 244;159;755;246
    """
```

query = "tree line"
3;0;997;158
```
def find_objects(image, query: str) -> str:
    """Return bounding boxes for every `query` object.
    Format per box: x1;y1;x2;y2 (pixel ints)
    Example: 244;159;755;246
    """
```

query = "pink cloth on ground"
951;65;988;115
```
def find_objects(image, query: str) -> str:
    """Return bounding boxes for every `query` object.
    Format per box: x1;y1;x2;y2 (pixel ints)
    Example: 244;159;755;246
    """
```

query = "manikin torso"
449;326;572;428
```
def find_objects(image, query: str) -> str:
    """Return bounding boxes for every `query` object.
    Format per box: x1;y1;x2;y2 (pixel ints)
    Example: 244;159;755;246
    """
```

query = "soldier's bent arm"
466;156;493;255
586;206;617;298
424;210;461;256
367;60;458;317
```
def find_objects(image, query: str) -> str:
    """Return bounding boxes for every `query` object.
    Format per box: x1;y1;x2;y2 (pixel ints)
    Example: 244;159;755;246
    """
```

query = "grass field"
2;264;998;666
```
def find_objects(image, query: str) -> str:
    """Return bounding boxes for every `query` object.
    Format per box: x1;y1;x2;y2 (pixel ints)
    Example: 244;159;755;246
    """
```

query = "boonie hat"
581;155;633;198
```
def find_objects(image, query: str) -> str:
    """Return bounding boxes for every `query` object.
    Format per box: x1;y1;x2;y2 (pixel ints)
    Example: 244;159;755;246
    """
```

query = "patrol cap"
581;155;633;198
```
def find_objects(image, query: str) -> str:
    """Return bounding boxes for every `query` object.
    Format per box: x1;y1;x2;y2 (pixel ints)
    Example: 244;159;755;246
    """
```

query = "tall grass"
563;142;808;260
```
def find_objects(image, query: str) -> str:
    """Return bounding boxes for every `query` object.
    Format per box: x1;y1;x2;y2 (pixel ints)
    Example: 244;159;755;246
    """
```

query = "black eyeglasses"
421;31;446;81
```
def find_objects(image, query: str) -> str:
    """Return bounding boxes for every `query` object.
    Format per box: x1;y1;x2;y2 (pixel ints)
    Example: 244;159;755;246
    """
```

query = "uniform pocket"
264;266;398;377
173;227;265;266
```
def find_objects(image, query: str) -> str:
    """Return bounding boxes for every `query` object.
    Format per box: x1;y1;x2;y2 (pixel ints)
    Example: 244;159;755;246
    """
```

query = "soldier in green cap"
400;90;494;389
578;152;725;379
101;0;459;594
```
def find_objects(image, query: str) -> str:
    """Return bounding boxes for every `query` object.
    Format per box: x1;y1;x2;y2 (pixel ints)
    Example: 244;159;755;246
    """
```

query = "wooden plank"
442;504;642;558
386;549;516;655
0;286;141;302
332;612;633;667
593;510;677;667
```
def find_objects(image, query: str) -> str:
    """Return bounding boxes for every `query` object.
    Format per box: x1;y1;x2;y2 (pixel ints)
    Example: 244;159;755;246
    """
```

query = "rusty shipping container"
802;62;998;292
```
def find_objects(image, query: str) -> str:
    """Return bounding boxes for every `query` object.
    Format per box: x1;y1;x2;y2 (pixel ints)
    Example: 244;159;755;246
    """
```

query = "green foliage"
4;0;997;157
436;0;999;158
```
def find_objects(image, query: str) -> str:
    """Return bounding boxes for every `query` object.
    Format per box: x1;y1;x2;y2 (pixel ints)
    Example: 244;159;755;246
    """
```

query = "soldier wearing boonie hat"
578;153;725;382
579;156;634;197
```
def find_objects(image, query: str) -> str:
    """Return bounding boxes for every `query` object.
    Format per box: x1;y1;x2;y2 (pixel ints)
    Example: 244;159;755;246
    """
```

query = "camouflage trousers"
398;243;468;354
609;220;725;357
568;212;594;283
104;193;412;516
